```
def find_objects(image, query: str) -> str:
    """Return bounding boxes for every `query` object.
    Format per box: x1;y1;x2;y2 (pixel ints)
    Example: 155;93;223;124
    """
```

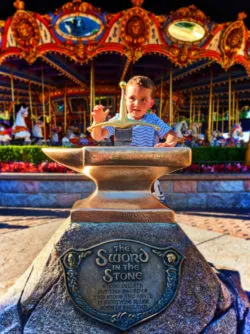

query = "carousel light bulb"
119;81;127;90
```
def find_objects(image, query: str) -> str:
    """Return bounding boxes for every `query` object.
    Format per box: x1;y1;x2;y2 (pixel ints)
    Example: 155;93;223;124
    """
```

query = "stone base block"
1;218;248;333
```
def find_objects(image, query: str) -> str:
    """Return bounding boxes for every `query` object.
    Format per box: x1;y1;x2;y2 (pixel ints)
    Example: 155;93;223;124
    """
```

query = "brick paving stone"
0;207;249;240
175;211;250;240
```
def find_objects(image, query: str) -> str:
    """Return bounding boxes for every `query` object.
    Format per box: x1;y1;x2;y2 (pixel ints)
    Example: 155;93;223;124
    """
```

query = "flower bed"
0;161;249;174
0;161;74;173
183;162;250;174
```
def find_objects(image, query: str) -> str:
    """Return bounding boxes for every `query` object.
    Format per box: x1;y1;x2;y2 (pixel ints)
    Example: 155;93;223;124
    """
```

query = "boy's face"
125;84;155;120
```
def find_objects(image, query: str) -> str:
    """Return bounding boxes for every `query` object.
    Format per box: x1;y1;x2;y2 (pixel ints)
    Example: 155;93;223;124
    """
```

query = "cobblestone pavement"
176;209;250;240
0;207;249;239
0;207;69;235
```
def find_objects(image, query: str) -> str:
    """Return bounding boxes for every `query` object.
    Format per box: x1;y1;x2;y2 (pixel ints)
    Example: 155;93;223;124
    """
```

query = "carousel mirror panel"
69;97;88;114
168;21;205;42
54;100;65;115
94;96;116;115
55;14;104;41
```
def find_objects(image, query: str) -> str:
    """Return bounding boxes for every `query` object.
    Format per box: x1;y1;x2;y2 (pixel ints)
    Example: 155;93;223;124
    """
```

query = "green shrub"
0;145;247;164
0;146;49;164
192;147;246;163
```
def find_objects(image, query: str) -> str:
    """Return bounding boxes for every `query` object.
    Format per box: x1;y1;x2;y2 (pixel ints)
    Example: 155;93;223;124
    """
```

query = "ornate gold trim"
220;13;247;69
11;10;40;63
120;8;150;47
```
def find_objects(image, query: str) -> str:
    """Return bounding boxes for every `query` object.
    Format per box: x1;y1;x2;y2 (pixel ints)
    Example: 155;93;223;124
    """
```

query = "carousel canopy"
0;0;249;124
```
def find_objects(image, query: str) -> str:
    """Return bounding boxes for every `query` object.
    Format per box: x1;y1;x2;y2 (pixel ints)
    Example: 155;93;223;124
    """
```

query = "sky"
0;0;250;28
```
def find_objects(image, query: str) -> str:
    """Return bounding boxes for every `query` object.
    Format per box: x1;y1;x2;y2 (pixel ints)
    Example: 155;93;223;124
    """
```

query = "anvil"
42;146;191;222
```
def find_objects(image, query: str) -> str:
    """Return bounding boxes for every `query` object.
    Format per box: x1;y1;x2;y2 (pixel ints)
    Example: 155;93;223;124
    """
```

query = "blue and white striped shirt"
105;113;172;147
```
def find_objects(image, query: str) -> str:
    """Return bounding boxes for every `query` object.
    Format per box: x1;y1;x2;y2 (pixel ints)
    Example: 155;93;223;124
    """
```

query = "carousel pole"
48;89;52;138
90;61;95;125
208;71;213;142
83;110;86;134
169;67;173;124
236;96;239;123
28;81;34;127
222;106;225;134
64;88;67;135
159;72;163;120
193;103;196;124
93;65;95;122
90;64;93;125
41;68;47;140
232;90;235;125
216;97;219;132
228;73;232;134
120;58;131;82
189;90;193;129
211;97;215;135
10;72;15;120
198;103;201;135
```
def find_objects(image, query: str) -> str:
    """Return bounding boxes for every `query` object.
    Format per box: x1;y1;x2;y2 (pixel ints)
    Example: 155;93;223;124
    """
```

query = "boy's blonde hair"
126;76;156;97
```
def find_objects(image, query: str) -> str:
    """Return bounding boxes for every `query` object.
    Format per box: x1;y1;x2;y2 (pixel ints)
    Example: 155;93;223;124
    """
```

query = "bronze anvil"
43;146;191;222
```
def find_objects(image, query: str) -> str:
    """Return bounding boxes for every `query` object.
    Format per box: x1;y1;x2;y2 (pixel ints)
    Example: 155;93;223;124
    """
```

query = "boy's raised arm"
90;105;110;141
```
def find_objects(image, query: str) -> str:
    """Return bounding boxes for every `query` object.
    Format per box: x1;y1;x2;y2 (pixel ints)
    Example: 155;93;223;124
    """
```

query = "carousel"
0;0;250;147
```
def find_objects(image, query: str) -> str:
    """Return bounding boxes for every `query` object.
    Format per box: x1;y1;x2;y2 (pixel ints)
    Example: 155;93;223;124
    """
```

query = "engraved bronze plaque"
61;239;184;331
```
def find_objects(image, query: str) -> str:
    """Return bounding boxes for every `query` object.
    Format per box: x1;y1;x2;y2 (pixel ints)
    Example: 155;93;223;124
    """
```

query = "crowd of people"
0;103;96;147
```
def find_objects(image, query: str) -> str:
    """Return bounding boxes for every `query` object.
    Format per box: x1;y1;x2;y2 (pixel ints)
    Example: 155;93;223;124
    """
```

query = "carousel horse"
211;130;226;147
0;122;11;144
225;123;243;147
173;120;204;147
189;122;206;146
0;110;11;144
12;104;31;143
67;125;80;145
172;120;189;145
190;122;202;138
51;126;62;145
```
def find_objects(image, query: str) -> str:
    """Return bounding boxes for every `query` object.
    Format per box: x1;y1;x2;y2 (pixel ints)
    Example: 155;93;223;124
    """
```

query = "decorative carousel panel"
220;20;246;56
247;41;250;58
0;21;4;48
69;97;88;114
6;28;17;48
120;8;151;46
166;20;206;43
10;11;41;49
95;95;116;114
148;17;163;45
54;99;65;115
205;28;223;52
54;13;105;42
37;20;55;44
105;18;122;43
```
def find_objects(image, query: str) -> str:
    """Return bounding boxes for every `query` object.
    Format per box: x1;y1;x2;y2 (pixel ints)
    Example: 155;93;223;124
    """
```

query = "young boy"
90;75;177;203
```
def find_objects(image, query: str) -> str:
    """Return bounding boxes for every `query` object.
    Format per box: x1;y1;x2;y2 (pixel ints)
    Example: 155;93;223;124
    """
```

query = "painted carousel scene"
0;0;249;333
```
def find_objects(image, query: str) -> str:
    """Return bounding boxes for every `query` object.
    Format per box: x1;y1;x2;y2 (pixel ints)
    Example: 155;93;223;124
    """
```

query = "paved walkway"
176;209;250;240
0;207;249;299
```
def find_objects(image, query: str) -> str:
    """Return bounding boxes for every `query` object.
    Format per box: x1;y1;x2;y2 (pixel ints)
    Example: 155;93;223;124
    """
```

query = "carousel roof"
0;0;249;117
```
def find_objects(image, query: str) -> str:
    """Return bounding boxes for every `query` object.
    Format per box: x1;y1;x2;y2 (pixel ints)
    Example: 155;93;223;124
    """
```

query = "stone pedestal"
0;147;249;333
1;219;247;333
